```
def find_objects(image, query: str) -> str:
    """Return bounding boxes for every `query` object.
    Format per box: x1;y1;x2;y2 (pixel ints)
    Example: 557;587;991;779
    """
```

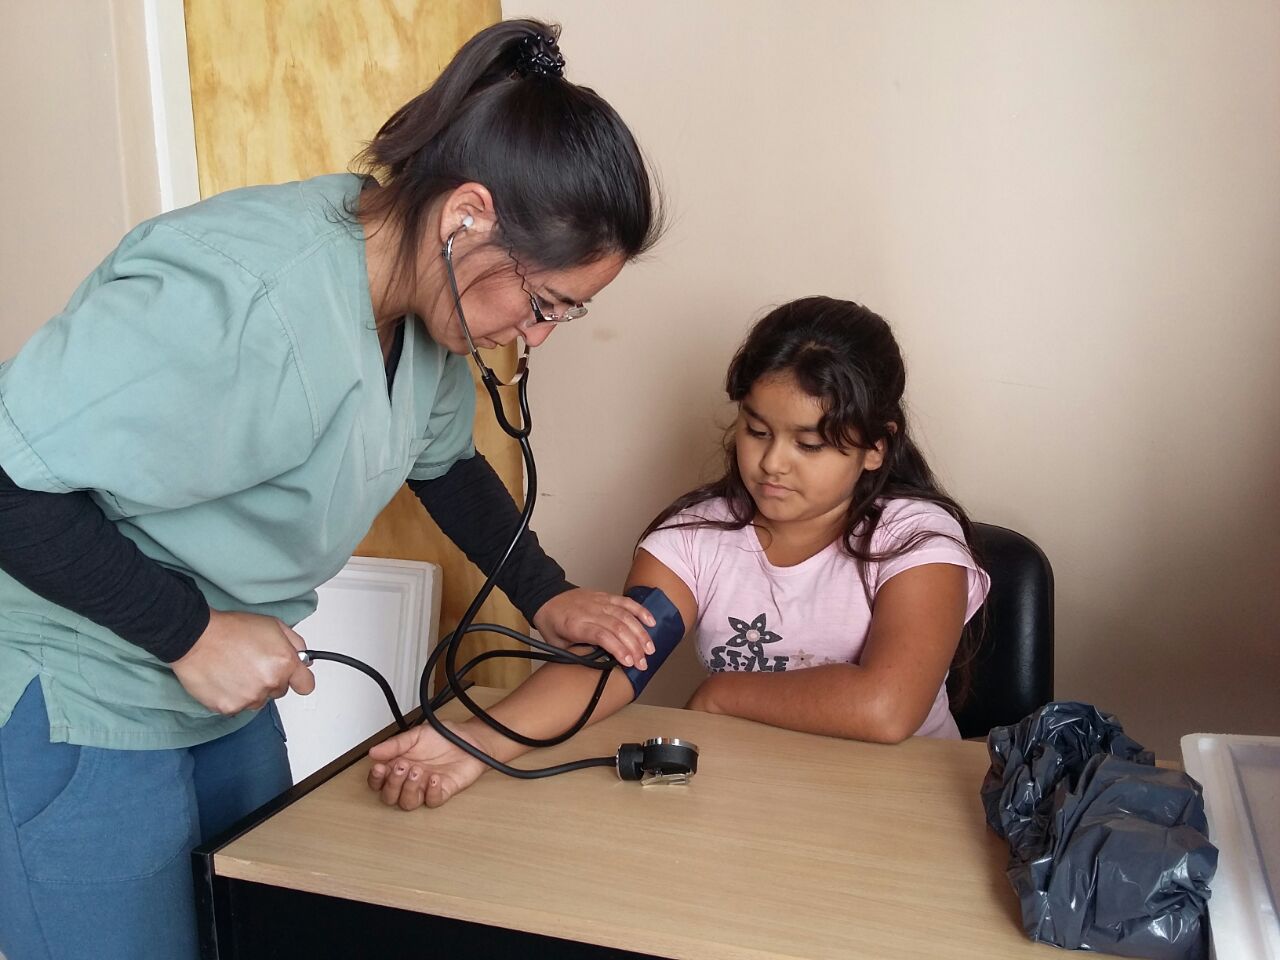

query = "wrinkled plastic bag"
983;702;1217;960
983;700;1154;858
1012;755;1218;958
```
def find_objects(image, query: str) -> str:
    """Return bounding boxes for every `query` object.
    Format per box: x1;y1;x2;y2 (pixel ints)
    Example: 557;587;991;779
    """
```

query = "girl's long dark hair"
349;19;662;295
642;297;985;705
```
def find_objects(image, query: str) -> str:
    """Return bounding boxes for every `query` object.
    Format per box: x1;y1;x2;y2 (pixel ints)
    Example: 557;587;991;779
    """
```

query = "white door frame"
142;0;200;210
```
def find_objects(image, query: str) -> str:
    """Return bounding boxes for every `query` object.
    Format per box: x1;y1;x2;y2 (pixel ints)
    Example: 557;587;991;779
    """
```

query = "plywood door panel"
184;0;529;691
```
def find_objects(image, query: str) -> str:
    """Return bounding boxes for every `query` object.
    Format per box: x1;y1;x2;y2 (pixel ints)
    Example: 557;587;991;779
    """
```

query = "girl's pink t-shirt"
637;497;990;739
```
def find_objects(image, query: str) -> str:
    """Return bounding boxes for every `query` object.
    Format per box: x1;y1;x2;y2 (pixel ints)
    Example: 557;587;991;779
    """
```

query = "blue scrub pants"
0;679;292;960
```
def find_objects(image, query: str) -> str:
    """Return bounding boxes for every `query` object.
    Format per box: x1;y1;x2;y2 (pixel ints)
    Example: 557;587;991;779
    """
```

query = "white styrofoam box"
275;557;441;782
1182;733;1280;960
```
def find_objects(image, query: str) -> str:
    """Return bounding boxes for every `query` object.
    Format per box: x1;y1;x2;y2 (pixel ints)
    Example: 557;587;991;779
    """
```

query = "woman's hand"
367;721;490;810
171;609;314;715
531;588;656;670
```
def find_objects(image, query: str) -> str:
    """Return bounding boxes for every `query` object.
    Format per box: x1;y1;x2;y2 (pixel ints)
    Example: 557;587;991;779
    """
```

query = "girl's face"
735;371;885;529
419;243;625;356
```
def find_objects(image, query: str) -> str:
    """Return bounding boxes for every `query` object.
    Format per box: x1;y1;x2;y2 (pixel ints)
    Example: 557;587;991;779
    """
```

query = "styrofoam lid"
1182;733;1280;960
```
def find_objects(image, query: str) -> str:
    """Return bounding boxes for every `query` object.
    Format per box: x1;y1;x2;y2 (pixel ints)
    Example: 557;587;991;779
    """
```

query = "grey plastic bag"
982;700;1154;860
984;703;1217;960
1011;755;1217;958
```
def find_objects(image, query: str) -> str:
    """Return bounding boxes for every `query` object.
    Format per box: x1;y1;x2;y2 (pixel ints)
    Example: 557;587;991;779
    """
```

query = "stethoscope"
301;225;697;784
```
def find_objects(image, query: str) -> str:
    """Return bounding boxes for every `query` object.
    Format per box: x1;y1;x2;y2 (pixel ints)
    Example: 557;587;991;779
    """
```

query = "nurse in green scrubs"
0;19;661;960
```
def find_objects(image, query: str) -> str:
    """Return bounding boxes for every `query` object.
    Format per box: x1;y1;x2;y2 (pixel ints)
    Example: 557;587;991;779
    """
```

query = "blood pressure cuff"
621;585;685;698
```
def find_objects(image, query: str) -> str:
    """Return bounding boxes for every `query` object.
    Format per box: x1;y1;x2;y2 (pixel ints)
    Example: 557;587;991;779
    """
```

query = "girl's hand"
367;721;490;810
172;609;314;715
532;588;656;671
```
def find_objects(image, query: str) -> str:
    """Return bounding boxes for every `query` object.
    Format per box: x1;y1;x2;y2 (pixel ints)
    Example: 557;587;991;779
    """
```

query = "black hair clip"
515;33;565;79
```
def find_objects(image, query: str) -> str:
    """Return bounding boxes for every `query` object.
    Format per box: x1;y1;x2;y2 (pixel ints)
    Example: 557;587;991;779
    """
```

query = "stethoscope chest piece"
616;737;699;785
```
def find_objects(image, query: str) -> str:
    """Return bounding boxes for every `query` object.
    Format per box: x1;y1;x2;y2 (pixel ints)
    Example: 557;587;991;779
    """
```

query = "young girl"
369;296;990;810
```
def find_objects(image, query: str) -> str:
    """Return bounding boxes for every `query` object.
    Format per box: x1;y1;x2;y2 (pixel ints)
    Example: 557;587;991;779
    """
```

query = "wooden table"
193;689;1057;959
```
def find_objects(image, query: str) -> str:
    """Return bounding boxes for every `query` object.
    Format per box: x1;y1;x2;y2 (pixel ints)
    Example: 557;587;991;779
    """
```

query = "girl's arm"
685;562;968;744
409;457;656;670
368;548;697;809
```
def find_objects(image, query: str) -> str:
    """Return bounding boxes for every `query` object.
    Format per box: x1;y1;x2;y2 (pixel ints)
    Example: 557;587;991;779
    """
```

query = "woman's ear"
438;183;497;242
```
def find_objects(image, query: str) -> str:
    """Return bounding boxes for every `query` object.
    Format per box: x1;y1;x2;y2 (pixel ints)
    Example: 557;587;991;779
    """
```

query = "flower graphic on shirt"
788;648;817;670
726;613;782;661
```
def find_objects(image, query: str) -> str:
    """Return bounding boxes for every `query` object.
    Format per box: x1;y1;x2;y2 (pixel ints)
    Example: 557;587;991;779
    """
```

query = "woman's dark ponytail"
351;19;662;296
367;21;559;175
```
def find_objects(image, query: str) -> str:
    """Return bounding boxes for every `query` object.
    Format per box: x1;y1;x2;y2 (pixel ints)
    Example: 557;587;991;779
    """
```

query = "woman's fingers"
609;597;657;656
590;596;657;667
281;623;307;651
173;611;317;715
534;589;658;668
614;595;657;630
590;611;651;670
286;667;315;696
280;623;316;696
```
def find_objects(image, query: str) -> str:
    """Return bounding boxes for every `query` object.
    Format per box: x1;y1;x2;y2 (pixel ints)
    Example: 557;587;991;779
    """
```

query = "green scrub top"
0;173;476;749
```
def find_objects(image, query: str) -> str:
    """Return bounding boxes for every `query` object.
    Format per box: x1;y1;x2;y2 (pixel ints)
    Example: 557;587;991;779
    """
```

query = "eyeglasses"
507;246;589;328
523;278;589;329
525;293;588;327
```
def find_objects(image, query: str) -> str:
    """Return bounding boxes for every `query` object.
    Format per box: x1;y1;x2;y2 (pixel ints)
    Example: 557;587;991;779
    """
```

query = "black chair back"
949;522;1054;739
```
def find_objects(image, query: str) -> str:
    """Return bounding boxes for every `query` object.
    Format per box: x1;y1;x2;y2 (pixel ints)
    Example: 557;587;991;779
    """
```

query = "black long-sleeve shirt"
0;319;573;662
0;455;574;662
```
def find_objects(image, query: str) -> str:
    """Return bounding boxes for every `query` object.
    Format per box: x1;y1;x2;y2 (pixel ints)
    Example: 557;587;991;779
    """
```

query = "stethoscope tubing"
304;229;621;779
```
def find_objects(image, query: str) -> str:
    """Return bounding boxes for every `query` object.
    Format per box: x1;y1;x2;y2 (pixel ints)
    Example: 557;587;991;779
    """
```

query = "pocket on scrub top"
406;434;432;467
17;744;197;883
361;419;420;481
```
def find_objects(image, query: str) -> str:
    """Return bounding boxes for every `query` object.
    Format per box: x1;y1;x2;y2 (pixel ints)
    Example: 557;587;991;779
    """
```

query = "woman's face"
419;241;625;355
735;371;885;529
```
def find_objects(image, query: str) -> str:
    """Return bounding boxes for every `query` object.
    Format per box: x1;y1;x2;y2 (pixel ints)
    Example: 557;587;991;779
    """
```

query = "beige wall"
1;0;160;360
5;2;1277;758
511;1;1280;757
